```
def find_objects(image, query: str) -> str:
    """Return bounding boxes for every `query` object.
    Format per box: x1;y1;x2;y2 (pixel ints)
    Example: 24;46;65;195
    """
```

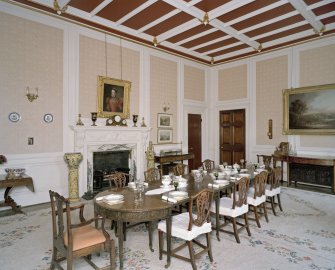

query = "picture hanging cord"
105;33;108;78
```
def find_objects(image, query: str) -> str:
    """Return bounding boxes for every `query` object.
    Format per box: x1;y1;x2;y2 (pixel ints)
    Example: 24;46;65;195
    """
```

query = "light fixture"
314;26;325;36
163;102;170;112
153;36;158;47
53;0;68;15
255;43;262;53
26;87;38;102
210;57;214;65
267;119;273;139
200;12;210;26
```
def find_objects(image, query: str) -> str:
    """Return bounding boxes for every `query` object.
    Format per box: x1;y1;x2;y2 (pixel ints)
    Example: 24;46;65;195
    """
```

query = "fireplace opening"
93;150;131;192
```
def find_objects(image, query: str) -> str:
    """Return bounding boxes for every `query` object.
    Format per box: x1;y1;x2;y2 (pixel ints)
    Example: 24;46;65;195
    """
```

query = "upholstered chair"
158;189;214;270
210;177;251;243
266;167;283;215
49;190;115;270
202;159;215;171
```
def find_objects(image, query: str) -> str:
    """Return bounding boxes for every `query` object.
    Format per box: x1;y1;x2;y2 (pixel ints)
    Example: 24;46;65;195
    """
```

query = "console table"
0;174;35;213
287;156;335;193
154;153;195;175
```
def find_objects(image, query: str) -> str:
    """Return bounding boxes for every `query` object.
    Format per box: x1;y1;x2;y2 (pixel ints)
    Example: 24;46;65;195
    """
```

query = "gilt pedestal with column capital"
64;152;83;202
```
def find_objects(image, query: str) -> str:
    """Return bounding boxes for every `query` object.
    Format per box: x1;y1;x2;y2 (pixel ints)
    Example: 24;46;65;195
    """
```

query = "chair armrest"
68;203;86;223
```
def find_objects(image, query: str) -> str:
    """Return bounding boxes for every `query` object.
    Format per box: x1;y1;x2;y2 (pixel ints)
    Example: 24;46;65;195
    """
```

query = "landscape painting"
283;84;335;135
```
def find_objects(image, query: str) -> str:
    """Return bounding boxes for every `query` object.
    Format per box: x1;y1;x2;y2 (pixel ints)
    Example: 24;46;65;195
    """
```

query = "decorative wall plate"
8;112;21;122
44;113;53;123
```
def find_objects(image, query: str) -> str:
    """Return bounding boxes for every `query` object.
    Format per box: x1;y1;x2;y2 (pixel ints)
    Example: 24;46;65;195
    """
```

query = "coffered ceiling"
9;0;335;65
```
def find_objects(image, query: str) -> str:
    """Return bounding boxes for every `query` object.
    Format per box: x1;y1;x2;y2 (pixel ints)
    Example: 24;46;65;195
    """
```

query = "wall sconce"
200;12;210;26
163;102;170;112
267;119;273;139
26;87;38;102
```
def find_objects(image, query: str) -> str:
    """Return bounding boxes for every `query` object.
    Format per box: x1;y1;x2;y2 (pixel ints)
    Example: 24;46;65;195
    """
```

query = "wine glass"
173;180;179;191
132;114;138;127
213;171;219;180
91;112;97;126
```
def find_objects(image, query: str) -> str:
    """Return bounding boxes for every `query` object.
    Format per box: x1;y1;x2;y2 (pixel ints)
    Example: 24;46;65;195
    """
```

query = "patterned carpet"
0;187;334;270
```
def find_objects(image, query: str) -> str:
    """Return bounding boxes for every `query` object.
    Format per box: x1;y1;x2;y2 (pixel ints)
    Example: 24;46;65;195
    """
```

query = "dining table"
94;172;236;269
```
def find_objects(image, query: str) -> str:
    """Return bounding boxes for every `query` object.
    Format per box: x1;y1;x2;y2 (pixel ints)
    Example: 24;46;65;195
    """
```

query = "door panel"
220;109;245;165
188;114;202;170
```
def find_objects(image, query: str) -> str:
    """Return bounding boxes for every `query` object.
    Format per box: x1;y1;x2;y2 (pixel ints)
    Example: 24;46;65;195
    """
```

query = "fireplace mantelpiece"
71;126;151;196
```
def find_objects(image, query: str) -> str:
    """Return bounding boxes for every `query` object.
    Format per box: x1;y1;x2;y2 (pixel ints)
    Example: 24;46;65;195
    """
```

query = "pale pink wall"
150;56;178;143
184;65;205;101
0;12;63;154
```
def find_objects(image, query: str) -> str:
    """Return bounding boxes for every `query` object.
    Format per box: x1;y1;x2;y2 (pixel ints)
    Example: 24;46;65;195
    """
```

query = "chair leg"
110;240;116;270
206;233;213;262
232;217;240;243
277;194;283;211
244;213;251;236
158;230;163;260
188;240;197;270
263;202;269;223
51;247;57;269
270;196;277;216
67;252;73;270
253;205;261;228
123;222;127;241
148;221;154;252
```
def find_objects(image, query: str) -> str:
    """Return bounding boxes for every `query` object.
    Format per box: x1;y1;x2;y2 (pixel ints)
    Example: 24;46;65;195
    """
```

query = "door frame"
215;101;251;164
183;104;209;163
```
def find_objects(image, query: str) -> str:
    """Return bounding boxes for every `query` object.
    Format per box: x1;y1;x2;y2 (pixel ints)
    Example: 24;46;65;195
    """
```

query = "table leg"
164;215;171;268
215;193;220;241
1;187;24;214
148;221;154;252
117;220;124;269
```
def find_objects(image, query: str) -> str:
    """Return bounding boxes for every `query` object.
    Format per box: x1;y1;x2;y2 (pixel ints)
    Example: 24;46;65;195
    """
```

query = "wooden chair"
256;154;272;170
247;171;269;228
172;163;188;176
144;167;162;182
266;167;283;215
202;159;215;171
158;189;214;270
49;190;115;270
104;171;127;188
210;177;251;243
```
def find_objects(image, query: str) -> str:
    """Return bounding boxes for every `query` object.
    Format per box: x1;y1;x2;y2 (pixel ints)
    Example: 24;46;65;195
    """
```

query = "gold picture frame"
97;76;131;118
283;84;335;135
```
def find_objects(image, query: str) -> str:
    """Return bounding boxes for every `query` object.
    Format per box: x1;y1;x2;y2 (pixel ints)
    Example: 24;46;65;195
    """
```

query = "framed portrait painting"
97;76;131;118
283;84;335;135
157;113;172;128
157;129;173;144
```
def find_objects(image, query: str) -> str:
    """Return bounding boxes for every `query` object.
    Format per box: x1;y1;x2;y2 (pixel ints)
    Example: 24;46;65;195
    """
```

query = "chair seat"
210;197;248;218
64;225;107;251
158;212;212;241
265;185;280;196
247;188;266;206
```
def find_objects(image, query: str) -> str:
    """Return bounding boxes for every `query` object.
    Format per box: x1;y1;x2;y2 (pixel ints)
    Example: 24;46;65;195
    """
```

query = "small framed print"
157;113;172;128
157;129;173;144
44;113;53;123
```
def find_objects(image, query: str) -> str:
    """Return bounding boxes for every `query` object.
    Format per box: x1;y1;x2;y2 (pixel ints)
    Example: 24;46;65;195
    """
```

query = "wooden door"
219;109;245;165
188;114;202;170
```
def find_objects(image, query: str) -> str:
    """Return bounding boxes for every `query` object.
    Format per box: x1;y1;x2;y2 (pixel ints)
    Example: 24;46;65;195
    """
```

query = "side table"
0;174;35;214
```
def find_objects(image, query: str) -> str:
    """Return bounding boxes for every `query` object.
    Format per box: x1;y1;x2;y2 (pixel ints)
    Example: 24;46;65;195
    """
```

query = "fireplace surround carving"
71;126;150;197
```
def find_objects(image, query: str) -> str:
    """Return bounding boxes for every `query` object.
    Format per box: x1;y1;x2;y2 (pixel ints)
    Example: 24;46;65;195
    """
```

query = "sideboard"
154;153;195;175
287;155;335;193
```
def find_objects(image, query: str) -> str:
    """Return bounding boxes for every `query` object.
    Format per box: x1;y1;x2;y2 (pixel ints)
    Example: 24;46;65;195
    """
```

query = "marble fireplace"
71;126;151;196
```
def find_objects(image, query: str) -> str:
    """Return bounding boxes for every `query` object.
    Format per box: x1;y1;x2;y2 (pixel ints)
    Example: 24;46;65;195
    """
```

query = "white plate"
104;194;124;201
160;185;173;189
238;173;250;178
214;180;229;186
44;113;53;123
169;191;188;198
8;112;21;122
